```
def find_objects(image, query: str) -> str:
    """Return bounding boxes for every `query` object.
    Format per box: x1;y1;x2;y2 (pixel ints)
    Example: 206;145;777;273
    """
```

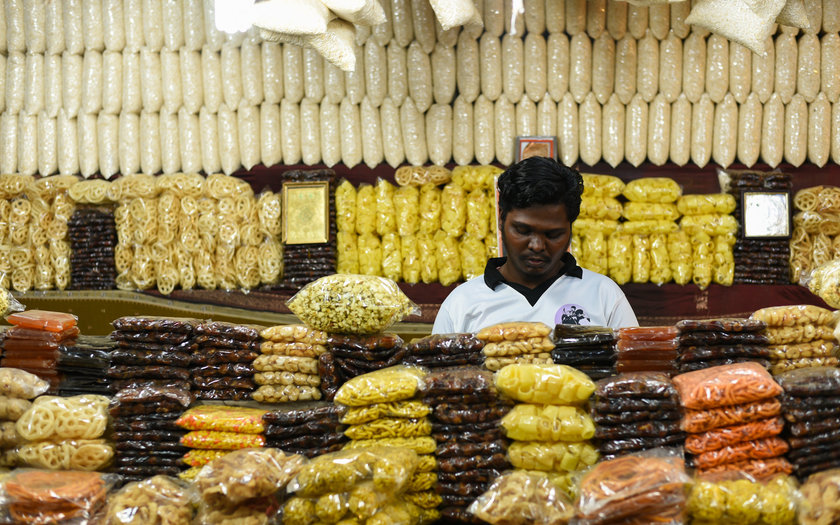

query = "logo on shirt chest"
555;304;591;325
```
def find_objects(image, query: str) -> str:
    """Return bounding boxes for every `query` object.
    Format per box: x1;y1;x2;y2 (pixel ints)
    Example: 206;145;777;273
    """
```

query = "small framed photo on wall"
515;136;558;162
282;181;330;245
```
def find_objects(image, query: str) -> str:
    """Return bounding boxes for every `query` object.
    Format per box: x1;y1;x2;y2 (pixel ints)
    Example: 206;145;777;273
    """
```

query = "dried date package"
775;366;840;396
436;440;508;459
593;408;679;425
676;317;767;333
595;372;677;398
617;326;679;341
598;434;687;454
680;331;771;346
433;403;512;425
327;333;403;352
407;333;484;355
551;348;616;366
264;419;344;439
420;366;495;397
679;357;771;373
594;396;680;413
595;419;682;440
679;345;771;362
112;316;200;333
553;324;617;345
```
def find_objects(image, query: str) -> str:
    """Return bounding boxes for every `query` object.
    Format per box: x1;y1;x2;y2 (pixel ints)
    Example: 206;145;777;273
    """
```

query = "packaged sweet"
345;417;432;440
592;408;679;426
476;321;552;342
676;317;767;333
685;417;785;454
687;474;797;525
327;333;404;352
175;405;267;434
113;383;193;407
262;404;344;426
16;395;109;442
551;348;616;366
3;469;114;524
6;326;80;341
406;333;484;356
673;362;783;410
508;440;599;473
595;372;677;399
0;396;31;421
6;310;78;332
286;274;419;334
699;457;794;480
552;324;617;345
433;402;512;425
483;337;556;357
681;358;772;374
0;289;24;317
468;470;574;524
342;437;437;455
764;325;836;345
501;404;595;442
195;448;305;506
594;396;680;413
103;475;197;525
692;437;790;470
597;434;686;455
495;363;595;405
420;366;495;397
334;365;427;407
617;326;679;341
16;438;115;471
582;173;626;198
774;366;840;396
265;420;344;440
680;345;771;362
179;431;265;450
751;304;837;328
111;316;201;333
677;193;737;215
340;400;431;425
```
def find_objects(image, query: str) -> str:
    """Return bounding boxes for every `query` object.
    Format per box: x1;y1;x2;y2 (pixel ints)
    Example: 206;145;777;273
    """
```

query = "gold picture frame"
742;191;791;238
282;181;330;244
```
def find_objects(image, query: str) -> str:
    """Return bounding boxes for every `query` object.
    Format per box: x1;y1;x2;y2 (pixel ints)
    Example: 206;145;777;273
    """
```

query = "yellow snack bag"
417;232;438;284
632;234;651;283
650;233;672;285
623;177;682;203
618;220;679;235
335;179;357;233
355;184;376;235
667;230;693;285
692;232;714;289
375;179;397;236
608;233;632;284
623;202;680;221
394;185;420;236
358;233;382;276
680;214;739;236
495;363;595;405
582;173;625;197
400;234;420;284
381;233;402;282
460;235;487;281
337;231;360;274
466;189;491;239
713;234;735;286
176;405;267;433
418;183;441;234
580;196;623;220
508;441;600;472
440;183;467;237
334;366;428;407
581;232;607;275
501;404;596;442
435;231;462;286
677;193;737;216
573;218;621;237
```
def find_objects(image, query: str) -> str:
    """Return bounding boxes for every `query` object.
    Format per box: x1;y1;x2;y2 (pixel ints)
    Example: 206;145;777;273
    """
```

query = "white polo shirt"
432;255;639;334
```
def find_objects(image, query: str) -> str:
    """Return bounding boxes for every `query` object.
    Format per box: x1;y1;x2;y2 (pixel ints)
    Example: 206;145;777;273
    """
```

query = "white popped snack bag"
45;0;65;54
140;49;163;112
218;103;240;175
57;109;79;175
24;53;44;116
160;109;180;174
202;48;223;112
300;98;321;166
178;107;201;173
119;112;140;175
140;111;162;174
260;102;282;167
102;0;125;50
97;112;119;178
199;107;220;174
181;49;203;113
37;112;57;175
78;112;99;178
161;49;183;112
63;0;84;54
238;102;260;170
102;50;122;114
162;0;184;49
23;0;46;53
122;51;142;113
0;113;16;174
17;113;37;176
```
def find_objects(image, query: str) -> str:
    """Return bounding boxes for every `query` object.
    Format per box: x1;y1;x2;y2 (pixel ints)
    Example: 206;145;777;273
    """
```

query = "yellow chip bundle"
340;401;432;425
508;441;600;472
582;174;625;198
495;364;595;405
622;177;682;203
677;194;737;216
623;202;680;222
345;418;432;440
334;366;428;407
175;405;267;434
580;196;623;221
501;404;596;442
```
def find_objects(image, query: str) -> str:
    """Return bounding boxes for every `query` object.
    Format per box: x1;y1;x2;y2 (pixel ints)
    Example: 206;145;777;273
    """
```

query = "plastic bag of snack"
594;372;677;399
677;193;737;216
104;475;197;524
16;395;109;442
287;274;419;334
622;177;682;203
582;173;625;198
6;310;77;332
469;470;575;525
681;399;782;434
195;447;305;506
0;369;50;400
3;469;116;523
751;304;838;328
179;431;265;450
175;405;267;434
495;363;594;405
340;401;431;425
673;362;783;410
688;473;797;525
501;404;595;442
16;439;115;471
508;441;599;473
334;365;427;407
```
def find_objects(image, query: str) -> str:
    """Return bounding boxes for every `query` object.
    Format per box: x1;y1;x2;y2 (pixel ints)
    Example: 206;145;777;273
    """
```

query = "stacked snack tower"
4;310;80;392
263;405;347;458
192;321;264;401
677;193;738;288
551;325;617;381
0;368;49;467
574;174;625;277
421;367;512;523
497;363;599;499
615;326;680;375
477;322;555;372
674;362;793;479
57;336;115;396
258;324;327;400
15;394;113;472
175;405;267;481
676;317;772;374
403;333;485;368
750;305;840;375
68;206;117;290
590;372;685;461
325;332;408;393
775;367;840;480
335;366;440;517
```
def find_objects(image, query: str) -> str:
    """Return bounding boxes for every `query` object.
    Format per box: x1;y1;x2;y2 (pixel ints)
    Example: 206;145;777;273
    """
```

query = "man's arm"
608;295;639;329
431;302;455;334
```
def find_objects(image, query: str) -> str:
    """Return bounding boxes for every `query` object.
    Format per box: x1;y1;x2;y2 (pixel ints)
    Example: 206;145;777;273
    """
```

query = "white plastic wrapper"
302;47;324;102
17;113;36;175
495;96;515;165
161;49;182;112
241;41;264;105
360;97;383;168
140;49;163;112
324;61;345;105
579;93;602;166
647;93;670;166
0;113;16;174
592;32;615;105
485;0;504;37
118;52;141;115
117;111;139;174
284;44;304;104
431;43;456;105
435;14;460;47
199;106;220;174
453;95;474;165
808;92;830;167
637;30;658;102
474;94;495;165
605;0;626;40
627;4;648;40
380;97;405;167
220;44;243;110
427;103;452;166
659;33;682;103
565;0;585;35
683;31;705;104
183;0;204;50
23;0;46;53
516;96;537;136
784;93;808;167
340;98;363;167
602;93;624;168
323;0;386;25
252;0;330;35
775;33;797;104
727;42;751;104
24;53;44;116
62;0;83;54
826;0;840;32
558;92;578;166
750;36;774;104
373;0;393;45
823;33;840;103
81;50;103;114
671;1;690;38
217;103;240;174
140;111;161;174
57;109;78;175
670;94;691;167
143;0;163;50
281;99;301;165
260;101;282;167
691;93;714;168
0;56;6;114
547;33;569;102
804;0;822;35
37;112;57;175
798;33;820;103
6;52;25;115
614;35;636;105
625;93;647;167
569;33;591;103
391;0;414;46
761;93;784;167
102;0;124;50
162;0;184;49
480;33;503;101
97;112;119;177
101;51;122;115
178;107;201;173
648;3;668;39
82;0;104;50
387;41;407;106
502;34;524;104
412;0;436;53
737;92;761;167
78;112;98;177
180;49;202;113
401;97;427;165
124;0;143;49
546;0;565;34
203;0;224;50
319;100;340;167
202;48;223;113
524;0;545;34
261;42;283;104
407;41;432;112
5;0;25;53
537;96;556;136
833;102;840;165
299;98;321;166
238;102;260;170
456;31;480;103
45;0;65;54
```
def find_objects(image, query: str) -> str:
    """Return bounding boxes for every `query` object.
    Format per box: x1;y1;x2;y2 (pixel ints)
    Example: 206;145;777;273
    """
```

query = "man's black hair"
497;156;584;225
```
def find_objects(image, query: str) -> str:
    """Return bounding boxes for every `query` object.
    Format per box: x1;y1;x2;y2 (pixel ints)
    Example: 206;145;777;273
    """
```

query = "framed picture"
742;191;791;238
515;136;558;162
282;181;330;244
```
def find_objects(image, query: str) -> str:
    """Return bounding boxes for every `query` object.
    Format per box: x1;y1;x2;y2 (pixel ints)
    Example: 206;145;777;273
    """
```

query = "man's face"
500;203;572;287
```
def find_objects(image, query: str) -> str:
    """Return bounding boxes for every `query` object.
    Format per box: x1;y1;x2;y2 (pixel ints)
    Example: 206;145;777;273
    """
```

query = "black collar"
483;253;583;306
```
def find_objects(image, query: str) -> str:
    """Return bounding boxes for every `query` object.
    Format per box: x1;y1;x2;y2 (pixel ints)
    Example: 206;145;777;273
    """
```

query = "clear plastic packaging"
582;173;625;198
15;394;108;441
680;331;771;346
420;366;495;397
673;362;782;410
594;372;677;398
495;363;594;405
175;406;267;434
617;326;679;341
688;474;798;525
3;469;115;523
693;437;789;470
751;304;837;328
676;318;767;333
16;438;115;471
698;457;794;480
195;448;305;506
468;470;574;524
680;345;770;362
407;333;484;355
501;404;595;442
6;310;77;332
508;441;599;473
0;368;50;399
775;365;840;396
179;431;265;450
334;365;427;407
681;399;782;433
103;475;197;524
622;177;682;203
553;325;617;345
677;193;737;215
617;338;680;352
477;321;552;342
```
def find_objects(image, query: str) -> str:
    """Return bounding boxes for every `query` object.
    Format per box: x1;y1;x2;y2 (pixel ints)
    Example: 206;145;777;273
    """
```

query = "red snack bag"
7;310;78;332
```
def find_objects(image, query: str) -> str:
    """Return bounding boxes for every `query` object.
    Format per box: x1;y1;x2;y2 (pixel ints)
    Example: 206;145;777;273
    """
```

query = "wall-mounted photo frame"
742;191;791;238
515;136;558;162
282;181;330;245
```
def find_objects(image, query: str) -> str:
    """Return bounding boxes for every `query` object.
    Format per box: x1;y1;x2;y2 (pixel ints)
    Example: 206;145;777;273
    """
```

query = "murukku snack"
196;448;305;506
104;475;196;525
673;362;782;410
681;399;782;433
468;470;575;525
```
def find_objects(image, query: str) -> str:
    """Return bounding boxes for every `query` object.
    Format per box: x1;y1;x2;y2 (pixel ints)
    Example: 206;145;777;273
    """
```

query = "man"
432;157;638;334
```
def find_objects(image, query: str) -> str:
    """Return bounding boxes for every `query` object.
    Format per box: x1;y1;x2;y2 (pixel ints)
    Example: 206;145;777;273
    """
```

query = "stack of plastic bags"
103;475;197;524
258;324;326;402
469;470;575;525
551;325;617;381
420;367;510;522
284;445;439;524
264;405;347;458
1;470;114;523
751;305;840;375
325;333;407;395
68;207;117;290
674;362;792;479
686;473;798;525
615;326;680;375
776;367;840;480
574;449;690;524
57;336;114;396
498;364;598;500
0;368;49;468
477;322;555;372
3;310;80;392
108;383;192;483
192;321;262;401
404;333;485;368
590;372;685;461
799;468;840;524
14;394;113;472
575;174;625;277
676;318;772;374
622;178;682;285
335;366;440;515
175;405;268;481
678;193;738;288
195;448;305;524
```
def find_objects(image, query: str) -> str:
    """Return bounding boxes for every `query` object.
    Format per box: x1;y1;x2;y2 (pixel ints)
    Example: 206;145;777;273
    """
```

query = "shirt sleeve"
431;301;455;335
608;294;639;329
